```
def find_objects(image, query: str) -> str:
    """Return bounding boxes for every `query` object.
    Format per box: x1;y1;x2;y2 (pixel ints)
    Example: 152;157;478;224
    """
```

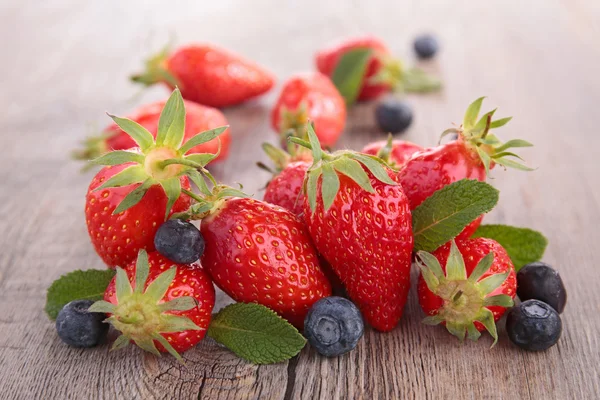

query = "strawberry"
361;135;423;169
398;98;533;240
316;36;441;101
131;44;275;108
74;100;231;163
195;194;331;329
416;238;516;345
89;250;215;361
292;124;414;331
271;72;346;147
85;88;228;268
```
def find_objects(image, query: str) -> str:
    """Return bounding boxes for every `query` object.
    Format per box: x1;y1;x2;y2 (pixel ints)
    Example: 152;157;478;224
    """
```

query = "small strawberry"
416;239;516;345
190;189;332;329
89;250;215;361
398;98;533;240
315;35;441;102
361;135;423;169
291;124;414;331
131;44;275;108
74;99;231;163
258;143;312;215
85;88;228;268
271;72;346;147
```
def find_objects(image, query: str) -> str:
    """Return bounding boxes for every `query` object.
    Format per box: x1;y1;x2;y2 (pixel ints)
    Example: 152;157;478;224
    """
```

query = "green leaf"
113;178;156;215
412;179;499;252
45;269;116;320
331;48;372;106
478;271;510;296
208;303;306;365
471;224;548;270
95;165;147;191
403;68;442;93
160;314;201;333
484;294;514;308
463;97;485;130
320;163;340;211
157;88;186;148
494;139;533;152
306;123;323;163
185;169;211;196
160;177;182;220
111;334;131;350
476;147;492;176
185;153;218;168
145;268;177;302
468;252;494;283
348;154;396;185
92;150;144;166
332;158;374;193
489;117;512;129
494;157;535;171
134;249;149;293
88;300;116;314
179;126;228;155
115;267;133;303
152;333;183;362
108;114;154;152
306;167;322;213
446;241;467;281
158;297;198;312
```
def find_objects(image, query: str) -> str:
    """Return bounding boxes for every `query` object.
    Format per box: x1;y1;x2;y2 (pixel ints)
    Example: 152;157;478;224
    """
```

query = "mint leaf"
412;179;499;252
471;224;548;271
331;48;372;106
207;303;306;364
45;269;115;320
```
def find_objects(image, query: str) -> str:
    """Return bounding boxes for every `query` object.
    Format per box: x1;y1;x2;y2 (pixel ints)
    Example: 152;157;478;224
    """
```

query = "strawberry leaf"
471;224;548;270
108;114;154;152
331;48;372;106
157;87;186;148
45;269;115;320
207;303;306;365
412;179;499;252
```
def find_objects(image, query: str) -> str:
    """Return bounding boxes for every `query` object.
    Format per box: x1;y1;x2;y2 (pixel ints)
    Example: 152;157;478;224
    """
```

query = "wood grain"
1;0;599;399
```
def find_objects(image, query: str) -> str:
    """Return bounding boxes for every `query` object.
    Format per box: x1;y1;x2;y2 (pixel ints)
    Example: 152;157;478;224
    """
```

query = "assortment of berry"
47;34;567;367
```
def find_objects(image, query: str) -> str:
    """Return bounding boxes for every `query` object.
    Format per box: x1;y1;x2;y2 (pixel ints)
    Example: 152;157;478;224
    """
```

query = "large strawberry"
85;88;228;268
316;35;441;101
89;250;215;361
271;72;346;148
292;124;414;331
74;99;231;163
416;239;516;345
131;44;275;108
398;97;533;239
189;188;331;329
361;135;423;169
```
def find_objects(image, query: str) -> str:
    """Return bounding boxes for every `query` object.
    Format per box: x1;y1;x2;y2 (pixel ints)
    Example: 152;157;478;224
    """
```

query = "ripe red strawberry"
132;44;275;108
293;125;414;331
271;72;346;147
90;250;215;361
85;88;229;268
199;196;332;329
398;98;533;240
74;100;231;163
316;36;441;102
416;238;516;345
361;136;423;168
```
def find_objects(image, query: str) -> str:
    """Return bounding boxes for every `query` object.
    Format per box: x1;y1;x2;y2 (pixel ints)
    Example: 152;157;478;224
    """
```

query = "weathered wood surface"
1;0;599;399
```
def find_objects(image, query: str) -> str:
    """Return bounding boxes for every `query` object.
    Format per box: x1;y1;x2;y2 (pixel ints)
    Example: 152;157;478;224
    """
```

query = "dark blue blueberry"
506;300;562;351
375;99;413;134
56;300;108;348
304;296;364;357
154;219;205;264
517;262;566;313
413;34;439;59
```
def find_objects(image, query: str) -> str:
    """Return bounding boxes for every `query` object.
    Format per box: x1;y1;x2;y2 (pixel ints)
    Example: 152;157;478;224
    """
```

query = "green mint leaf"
471;224;548;271
207;303;306;365
412;179;499;252
45;269;116;320
331;48;372;106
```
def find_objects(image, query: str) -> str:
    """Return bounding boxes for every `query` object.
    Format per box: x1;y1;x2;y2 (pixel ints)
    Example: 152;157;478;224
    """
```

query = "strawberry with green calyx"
85;88;228;268
290;124;414;331
398;97;533;240
89;250;215;362
361;134;423;169
416;239;516;346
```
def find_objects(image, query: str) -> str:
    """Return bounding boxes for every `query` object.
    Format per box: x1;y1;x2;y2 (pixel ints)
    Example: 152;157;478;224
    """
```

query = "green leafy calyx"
369;54;442;94
443;97;533;174
257;142;313;176
88;250;201;362
289;123;396;213
130;45;179;87
208;303;306;365
417;241;514;347
91;88;228;219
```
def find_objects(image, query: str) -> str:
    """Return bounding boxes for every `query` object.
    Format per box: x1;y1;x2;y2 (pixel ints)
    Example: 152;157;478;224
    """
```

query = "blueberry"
517;262;566;313
154;219;205;264
413;34;439;59
375;99;413;134
304;296;364;357
506;300;562;351
55;300;108;348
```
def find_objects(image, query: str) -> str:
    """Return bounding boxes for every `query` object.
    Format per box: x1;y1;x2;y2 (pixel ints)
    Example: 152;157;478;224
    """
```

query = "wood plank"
1;0;599;399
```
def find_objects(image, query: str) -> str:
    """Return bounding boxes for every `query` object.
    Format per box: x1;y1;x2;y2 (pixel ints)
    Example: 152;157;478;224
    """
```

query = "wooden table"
2;1;599;398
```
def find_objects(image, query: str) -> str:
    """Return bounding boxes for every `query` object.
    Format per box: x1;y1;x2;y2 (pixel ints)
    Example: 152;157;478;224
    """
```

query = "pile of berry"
47;35;566;365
